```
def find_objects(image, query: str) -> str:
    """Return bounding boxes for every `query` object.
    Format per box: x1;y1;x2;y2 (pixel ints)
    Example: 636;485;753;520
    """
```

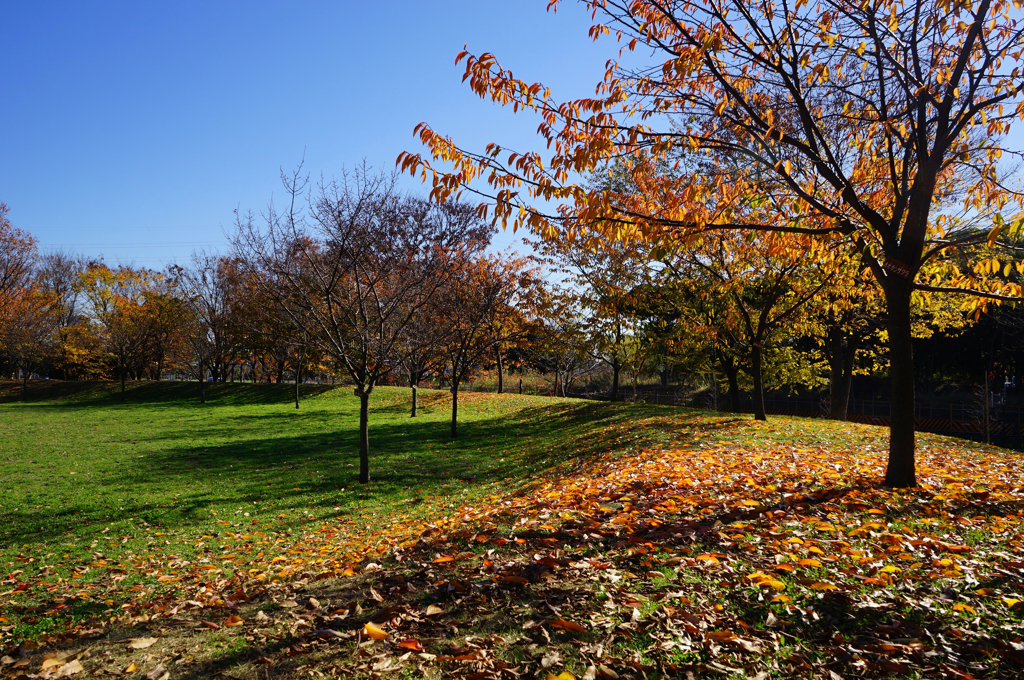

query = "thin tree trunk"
358;389;370;484
22;370;28;401
884;283;917;487
120;367;126;402
451;381;459;439
294;354;301;409
751;344;766;421
611;361;620;402
720;354;740;412
496;347;504;394
199;357;206;404
826;328;858;420
410;370;418;417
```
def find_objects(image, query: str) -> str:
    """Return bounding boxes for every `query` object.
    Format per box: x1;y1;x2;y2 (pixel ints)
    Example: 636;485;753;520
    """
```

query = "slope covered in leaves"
2;388;1023;679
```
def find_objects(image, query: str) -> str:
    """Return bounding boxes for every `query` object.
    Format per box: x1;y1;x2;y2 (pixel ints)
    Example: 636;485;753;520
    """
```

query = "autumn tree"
435;253;542;437
78;264;169;400
401;0;1024;486
535;234;651;402
234;166;491;482
0;203;37;310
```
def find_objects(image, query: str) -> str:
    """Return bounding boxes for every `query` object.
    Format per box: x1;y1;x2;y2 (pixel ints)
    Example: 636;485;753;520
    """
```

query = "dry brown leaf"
128;637;158;650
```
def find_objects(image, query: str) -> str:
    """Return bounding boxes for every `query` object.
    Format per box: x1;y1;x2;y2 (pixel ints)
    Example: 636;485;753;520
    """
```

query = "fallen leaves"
361;622;388;640
3;406;1024;679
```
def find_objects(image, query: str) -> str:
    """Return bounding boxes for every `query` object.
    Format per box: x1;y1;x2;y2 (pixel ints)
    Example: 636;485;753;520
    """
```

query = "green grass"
4;380;1021;679
0;381;668;603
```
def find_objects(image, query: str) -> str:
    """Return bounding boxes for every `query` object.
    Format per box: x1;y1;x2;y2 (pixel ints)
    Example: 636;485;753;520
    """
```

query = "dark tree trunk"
450;381;459;439
884;281;917;487
294;355;301;409
720;354;740;411
751;345;766;421
496;347;504;394
22;370;28;401
120;367;126;402
410;369;419;417
610;361;620;402
358;389;370;484
199;357;206;404
826;327;857;420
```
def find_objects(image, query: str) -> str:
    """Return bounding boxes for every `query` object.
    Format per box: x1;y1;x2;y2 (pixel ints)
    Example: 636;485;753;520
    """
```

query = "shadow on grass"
4;394;707;546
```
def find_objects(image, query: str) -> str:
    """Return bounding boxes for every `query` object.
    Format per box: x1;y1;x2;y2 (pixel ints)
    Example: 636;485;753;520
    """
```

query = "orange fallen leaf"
549;617;587;633
362;622;388;640
224;615;243;626
432;556;455;564
396;638;424;651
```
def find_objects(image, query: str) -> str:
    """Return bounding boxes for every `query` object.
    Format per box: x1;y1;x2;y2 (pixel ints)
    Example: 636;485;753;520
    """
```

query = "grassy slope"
1;382;1022;679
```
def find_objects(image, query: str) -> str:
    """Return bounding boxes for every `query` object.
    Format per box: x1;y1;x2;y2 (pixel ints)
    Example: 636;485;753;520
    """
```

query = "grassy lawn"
1;381;1023;679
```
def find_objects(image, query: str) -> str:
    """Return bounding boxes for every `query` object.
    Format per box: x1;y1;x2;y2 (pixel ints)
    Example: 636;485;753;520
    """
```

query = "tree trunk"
199;357;206;404
611;361;620;402
120;367;126;402
22;370;28;401
883;282;917;487
720;354;740;412
751;345;766;421
294;355;301;409
826;328;857;420
496;346;504;394
358;389;370;484
450;382;459;439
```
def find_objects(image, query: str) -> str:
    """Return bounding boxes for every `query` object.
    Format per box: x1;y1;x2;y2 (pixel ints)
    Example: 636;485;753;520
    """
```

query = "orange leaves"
549;617;587;634
361;622;388;640
396;638;424;652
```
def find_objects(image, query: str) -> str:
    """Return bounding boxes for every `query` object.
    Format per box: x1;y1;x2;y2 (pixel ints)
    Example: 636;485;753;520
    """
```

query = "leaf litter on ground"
1;395;1023;678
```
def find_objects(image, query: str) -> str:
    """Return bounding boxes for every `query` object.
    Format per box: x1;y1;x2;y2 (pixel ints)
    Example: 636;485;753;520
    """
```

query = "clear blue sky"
1;1;608;266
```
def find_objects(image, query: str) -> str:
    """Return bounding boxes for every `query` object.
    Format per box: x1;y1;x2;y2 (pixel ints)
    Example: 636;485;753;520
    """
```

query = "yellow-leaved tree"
399;0;1024;487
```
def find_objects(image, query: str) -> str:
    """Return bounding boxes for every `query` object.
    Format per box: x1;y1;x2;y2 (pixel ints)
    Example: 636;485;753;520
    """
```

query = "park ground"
0;382;1022;679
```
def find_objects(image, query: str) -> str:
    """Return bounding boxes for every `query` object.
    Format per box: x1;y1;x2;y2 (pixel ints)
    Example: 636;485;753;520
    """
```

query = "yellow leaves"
771;594;792;604
952;603;977;615
224;615;243;626
809;582;840;591
879;565;901;573
362;622;388;640
797;559;822;568
695;554;720;563
546;673;576;680
1002;597;1023;610
749;572;786;590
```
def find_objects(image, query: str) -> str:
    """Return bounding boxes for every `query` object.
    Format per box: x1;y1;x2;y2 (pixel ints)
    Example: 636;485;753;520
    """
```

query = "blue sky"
1;1;608;266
